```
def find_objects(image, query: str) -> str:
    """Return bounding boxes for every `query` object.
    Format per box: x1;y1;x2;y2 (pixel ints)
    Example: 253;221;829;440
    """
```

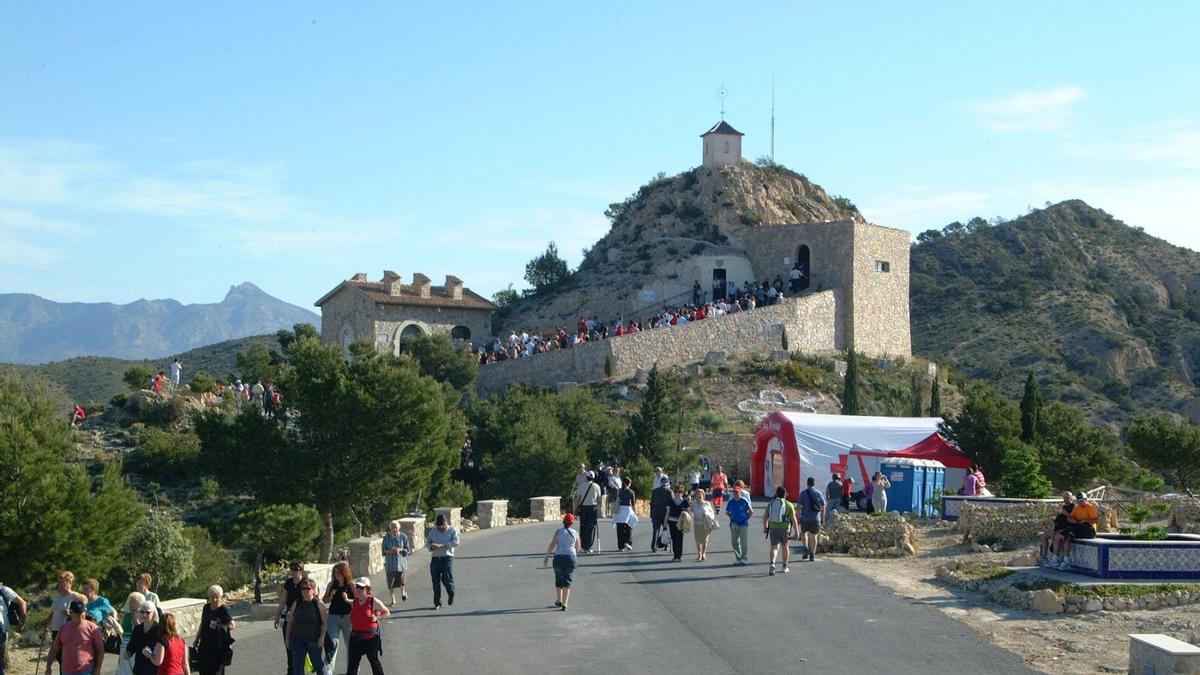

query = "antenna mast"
770;75;776;162
718;85;727;121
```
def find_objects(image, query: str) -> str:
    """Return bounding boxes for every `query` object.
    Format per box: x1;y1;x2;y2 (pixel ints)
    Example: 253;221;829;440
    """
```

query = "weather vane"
718;85;727;120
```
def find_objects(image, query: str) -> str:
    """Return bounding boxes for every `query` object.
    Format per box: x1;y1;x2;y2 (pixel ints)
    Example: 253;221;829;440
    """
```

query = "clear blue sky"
3;2;1198;309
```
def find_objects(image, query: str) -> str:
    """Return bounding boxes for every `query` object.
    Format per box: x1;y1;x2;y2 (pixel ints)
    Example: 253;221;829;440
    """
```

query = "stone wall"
682;432;755;483
371;303;492;353
849;223;912;357
822;511;918;557
956;502;1118;547
1168;495;1200;533
476;292;838;395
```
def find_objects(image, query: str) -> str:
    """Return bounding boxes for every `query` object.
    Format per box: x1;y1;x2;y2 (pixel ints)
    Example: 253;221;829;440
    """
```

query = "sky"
2;3;1199;309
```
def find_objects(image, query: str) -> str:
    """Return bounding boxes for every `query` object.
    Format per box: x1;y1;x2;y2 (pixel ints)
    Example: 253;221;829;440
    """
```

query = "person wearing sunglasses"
284;581;329;675
124;602;159;675
346;578;389;675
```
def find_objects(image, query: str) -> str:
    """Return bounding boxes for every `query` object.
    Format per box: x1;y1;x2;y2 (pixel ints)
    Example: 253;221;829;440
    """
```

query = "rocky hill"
0;282;318;364
500;162;860;330
911;201;1200;427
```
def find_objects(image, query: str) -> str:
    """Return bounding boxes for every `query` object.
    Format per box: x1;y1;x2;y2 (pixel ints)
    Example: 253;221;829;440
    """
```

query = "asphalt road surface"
228;513;1033;675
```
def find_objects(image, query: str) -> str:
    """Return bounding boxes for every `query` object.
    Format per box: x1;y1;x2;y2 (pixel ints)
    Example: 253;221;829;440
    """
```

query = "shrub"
123;365;154;391
121;512;195;596
739;210;761;226
110;393;128;408
433;480;475;513
189;372;217;394
180;525;250;598
125;429;201;483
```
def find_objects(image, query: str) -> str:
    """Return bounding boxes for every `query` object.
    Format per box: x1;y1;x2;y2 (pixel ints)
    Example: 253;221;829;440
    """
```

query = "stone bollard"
349;536;384;576
435;507;462;531
476;500;508;529
530;496;561;522
397;516;426;551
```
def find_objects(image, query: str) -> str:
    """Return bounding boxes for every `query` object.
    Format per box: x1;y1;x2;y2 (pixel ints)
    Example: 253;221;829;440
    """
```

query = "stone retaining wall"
476;293;838;395
935;560;1200;615
822;511;918;557
956;503;1118;548
1167;496;1200;533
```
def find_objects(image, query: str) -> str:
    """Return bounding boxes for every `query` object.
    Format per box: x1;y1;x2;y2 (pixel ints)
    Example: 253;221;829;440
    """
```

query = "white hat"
353;577;371;588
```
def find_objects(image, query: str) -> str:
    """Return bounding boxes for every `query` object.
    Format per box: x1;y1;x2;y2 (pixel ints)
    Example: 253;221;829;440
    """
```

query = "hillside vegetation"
911;201;1200;427
3;334;282;406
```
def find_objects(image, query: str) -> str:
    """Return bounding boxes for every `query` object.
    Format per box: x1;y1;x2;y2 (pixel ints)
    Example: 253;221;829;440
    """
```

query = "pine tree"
910;371;924;417
930;374;942;417
842;350;860;415
1020;371;1043;443
998;439;1052;498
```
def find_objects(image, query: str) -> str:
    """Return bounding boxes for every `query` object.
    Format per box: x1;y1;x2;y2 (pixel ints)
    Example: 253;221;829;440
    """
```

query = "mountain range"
0;283;318;364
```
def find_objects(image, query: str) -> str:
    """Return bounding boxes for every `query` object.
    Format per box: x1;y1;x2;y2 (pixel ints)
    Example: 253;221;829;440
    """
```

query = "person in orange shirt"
1056;491;1098;571
709;466;729;514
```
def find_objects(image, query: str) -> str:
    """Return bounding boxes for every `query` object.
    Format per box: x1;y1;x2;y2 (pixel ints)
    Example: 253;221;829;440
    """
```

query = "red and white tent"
751;412;968;497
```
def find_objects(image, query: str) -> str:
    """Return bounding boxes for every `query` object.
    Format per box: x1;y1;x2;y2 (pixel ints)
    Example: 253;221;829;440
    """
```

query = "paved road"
230;512;1034;675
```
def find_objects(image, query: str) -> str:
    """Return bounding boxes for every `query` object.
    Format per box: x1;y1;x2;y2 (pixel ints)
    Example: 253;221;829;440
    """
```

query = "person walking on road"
649;476;671;553
666;485;691;562
284;579;329;675
798;477;826;562
150;613;190;675
691;489;718;561
45;599;104;675
613;476;637;551
709;466;728;515
606;466;624;519
763;486;799;576
825;474;843;514
542;513;581;611
726;480;754;565
193;585;235;675
382;520;411;605
273;562;306;675
576;471;601;553
346;578;389;675
321;562;354;672
1;582;28;675
428;514;460;609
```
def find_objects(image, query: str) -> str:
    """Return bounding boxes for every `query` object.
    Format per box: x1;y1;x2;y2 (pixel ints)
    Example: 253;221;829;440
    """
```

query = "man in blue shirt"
725;480;755;565
798;476;826;562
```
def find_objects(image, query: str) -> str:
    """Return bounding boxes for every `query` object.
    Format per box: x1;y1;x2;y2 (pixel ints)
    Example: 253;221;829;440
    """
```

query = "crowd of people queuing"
472;273;805;366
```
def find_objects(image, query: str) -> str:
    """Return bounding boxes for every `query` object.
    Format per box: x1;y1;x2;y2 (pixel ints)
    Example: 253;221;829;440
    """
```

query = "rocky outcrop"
500;163;859;332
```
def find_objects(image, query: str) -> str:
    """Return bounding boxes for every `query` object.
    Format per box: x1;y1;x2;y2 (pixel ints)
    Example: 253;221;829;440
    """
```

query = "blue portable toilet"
926;465;946;517
881;459;945;515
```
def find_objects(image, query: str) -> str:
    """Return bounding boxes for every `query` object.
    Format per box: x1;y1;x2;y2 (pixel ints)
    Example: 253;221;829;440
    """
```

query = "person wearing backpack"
762;486;799;576
798;477;826;562
1;581;28;675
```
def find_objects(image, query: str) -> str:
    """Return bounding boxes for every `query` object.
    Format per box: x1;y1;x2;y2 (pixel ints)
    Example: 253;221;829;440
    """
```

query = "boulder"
1084;598;1103;612
1006;551;1037;567
1031;589;1063;614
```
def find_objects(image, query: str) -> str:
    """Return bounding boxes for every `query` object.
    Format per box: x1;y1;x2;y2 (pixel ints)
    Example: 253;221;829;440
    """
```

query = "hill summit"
911;200;1200;426
0;283;319;364
502;162;862;330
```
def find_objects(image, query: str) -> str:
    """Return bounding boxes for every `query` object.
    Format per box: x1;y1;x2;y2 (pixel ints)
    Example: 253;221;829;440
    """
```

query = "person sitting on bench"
1055;491;1097;571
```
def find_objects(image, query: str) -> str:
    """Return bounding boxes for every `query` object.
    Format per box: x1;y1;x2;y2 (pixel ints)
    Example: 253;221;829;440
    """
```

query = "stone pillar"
529;496;561;522
1129;634;1200;674
434;507;462;531
476;500;508;529
349;536;384;576
397;516;426;551
158;598;205;638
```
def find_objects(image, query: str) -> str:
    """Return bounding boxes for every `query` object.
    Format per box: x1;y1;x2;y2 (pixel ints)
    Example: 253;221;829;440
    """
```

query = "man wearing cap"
427;514;460;609
45;599;103;675
1057;491;1099;570
649;475;673;553
726;480;755;565
577;471;601;553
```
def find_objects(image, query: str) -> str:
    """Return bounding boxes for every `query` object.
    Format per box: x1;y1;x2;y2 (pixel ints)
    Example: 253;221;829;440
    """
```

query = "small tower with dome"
701;120;744;168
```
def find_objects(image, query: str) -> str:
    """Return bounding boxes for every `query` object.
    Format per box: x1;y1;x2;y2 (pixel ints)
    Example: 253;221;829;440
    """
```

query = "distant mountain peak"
223;282;270;303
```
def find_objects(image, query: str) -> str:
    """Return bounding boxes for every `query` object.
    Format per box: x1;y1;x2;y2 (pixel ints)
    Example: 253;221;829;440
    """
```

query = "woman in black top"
126;601;161;675
666;485;691;562
193;585;236;675
614;477;637;552
322;562;354;672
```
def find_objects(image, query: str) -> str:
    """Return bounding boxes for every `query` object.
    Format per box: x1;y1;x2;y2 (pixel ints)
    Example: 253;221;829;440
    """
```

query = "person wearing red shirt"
151;613;190;675
45;599;104;675
709;466;729;514
346;578;389;675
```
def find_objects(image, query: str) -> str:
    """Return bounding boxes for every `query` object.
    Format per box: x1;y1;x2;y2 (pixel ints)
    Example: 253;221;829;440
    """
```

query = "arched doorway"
794;245;811;292
450;325;471;345
393;323;426;355
339;325;354;357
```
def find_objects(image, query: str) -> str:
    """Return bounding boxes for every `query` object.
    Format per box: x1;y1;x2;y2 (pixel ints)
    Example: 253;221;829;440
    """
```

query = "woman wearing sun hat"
346;577;389;675
543;513;581;610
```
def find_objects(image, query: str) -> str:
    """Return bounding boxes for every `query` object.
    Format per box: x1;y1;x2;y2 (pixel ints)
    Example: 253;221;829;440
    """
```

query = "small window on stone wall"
874;260;891;273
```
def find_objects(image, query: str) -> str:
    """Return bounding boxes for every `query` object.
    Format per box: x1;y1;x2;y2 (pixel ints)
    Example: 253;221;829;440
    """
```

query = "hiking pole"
35;627;47;672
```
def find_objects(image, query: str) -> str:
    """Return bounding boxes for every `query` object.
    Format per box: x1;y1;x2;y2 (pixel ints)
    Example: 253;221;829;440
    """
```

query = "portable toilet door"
880;460;918;514
923;464;946;517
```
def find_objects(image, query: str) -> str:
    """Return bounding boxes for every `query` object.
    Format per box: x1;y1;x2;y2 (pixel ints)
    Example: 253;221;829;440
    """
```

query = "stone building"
702;120;743;168
315;271;497;355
